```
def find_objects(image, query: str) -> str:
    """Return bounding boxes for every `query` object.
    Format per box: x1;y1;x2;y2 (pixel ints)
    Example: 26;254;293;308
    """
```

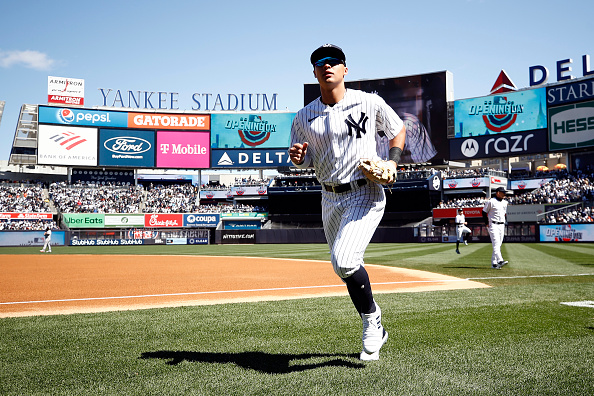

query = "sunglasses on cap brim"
313;57;344;67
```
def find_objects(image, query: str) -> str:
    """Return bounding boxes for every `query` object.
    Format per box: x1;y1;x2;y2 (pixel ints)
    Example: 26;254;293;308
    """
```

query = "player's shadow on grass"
140;350;364;373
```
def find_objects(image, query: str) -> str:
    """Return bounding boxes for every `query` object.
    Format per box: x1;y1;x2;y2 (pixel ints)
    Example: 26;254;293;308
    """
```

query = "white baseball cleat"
360;349;380;361
464;240;468;246
361;303;388;354
40;250;44;252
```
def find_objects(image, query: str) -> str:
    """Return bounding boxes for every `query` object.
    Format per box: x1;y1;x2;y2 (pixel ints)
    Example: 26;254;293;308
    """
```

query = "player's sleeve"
374;95;404;140
289;113;312;169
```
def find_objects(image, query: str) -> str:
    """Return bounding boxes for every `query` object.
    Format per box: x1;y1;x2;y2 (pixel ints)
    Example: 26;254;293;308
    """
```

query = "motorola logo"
461;139;479;157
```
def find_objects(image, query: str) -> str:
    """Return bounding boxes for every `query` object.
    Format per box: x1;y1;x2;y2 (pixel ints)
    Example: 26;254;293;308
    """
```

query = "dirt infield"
0;254;489;317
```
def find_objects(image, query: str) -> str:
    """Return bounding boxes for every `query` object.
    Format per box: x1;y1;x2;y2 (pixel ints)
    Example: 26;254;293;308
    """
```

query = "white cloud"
0;49;55;70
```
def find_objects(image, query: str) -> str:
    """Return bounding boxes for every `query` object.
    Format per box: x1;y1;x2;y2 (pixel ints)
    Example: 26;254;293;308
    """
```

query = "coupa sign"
183;213;220;228
449;130;547;160
548;100;594;151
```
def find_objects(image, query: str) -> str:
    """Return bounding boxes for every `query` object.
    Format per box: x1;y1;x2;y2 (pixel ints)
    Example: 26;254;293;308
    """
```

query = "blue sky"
0;0;592;162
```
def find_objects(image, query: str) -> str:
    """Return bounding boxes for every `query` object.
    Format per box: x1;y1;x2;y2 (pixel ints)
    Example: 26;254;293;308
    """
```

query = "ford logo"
104;137;151;154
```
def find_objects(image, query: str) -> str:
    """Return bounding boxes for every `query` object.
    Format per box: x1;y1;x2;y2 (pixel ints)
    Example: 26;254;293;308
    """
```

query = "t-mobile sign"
156;131;210;168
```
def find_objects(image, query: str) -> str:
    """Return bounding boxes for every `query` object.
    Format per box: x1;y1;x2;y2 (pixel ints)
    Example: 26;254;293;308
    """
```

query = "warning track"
0;254;488;317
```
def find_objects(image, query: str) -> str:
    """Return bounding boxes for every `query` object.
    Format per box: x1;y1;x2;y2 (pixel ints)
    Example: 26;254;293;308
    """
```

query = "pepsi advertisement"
454;88;547;137
210;113;295;149
39;106;128;128
99;129;155;167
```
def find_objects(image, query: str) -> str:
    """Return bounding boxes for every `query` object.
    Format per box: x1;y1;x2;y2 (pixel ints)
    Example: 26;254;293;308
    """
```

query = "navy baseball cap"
310;44;346;65
494;187;508;194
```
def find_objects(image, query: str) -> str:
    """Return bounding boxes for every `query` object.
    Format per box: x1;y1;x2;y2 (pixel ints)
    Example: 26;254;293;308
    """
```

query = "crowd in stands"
541;205;594;224
0;183;52;213
0;220;58;231
143;184;199;213
507;172;594;205
49;182;143;213
437;197;489;209
2;167;594;229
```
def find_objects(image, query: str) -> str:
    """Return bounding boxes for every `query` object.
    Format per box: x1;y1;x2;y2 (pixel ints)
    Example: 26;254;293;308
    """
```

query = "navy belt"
492;221;505;225
323;179;367;193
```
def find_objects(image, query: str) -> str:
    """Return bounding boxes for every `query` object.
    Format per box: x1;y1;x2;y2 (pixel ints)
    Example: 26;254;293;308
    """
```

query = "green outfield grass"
1;243;593;395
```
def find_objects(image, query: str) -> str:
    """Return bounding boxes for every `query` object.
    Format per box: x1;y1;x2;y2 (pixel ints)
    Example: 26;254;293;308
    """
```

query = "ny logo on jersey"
345;112;368;138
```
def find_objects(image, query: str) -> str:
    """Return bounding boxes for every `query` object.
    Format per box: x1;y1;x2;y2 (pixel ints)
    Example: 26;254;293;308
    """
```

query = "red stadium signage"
128;113;210;130
0;212;53;220
432;207;483;220
144;213;183;228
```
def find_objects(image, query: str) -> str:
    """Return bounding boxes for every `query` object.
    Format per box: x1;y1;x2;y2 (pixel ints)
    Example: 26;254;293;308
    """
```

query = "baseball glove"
358;159;396;185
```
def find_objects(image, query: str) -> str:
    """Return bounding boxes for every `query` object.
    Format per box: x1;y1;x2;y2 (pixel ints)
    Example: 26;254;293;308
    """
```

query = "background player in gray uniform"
454;208;471;254
482;187;509;269
289;44;406;361
40;226;52;253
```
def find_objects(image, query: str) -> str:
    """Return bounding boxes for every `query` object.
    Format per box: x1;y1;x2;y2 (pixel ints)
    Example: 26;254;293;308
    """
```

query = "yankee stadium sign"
98;89;278;111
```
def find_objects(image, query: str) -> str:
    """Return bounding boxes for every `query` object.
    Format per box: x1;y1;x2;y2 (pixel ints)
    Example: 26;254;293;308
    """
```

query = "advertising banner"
48;76;84;106
507;204;545;222
71;239;144;246
305;71;451;164
223;220;261;229
454;88;547;137
71;169;135;185
104;214;145;227
221;230;256;244
37;125;98;166
156;131;210;168
231;186;268;196
547;77;594;106
144;213;183;228
0;213;53;219
540;223;594;242
62;213;104;228
449;129;548;160
510;178;554;190
432;207;483;220
210;113;294;149
200;190;232;200
211;148;293;168
489;176;507;188
128;112;209;130
443;177;489;189
548;100;594;150
183;213;220;228
99;129;155;168
0;231;66;247
39;106;128;128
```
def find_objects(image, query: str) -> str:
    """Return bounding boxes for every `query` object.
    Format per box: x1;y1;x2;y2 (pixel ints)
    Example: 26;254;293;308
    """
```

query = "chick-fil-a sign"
144;213;183;228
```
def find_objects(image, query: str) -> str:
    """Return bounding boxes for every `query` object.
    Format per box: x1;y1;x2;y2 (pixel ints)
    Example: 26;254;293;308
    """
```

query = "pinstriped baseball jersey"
290;89;404;184
483;197;508;223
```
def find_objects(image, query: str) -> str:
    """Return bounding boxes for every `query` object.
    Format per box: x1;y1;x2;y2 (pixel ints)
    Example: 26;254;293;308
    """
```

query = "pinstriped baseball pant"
487;223;505;265
322;182;386;279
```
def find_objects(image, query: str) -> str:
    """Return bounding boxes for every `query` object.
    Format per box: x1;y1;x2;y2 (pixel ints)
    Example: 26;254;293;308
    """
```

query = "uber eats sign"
63;214;104;228
549;100;594;150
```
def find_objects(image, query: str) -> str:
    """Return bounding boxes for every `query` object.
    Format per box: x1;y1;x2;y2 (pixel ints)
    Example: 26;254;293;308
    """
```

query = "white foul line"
1;273;592;306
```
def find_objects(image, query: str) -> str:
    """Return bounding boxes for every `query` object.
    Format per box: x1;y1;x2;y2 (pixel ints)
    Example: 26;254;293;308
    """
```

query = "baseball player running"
482;187;509;269
289;44;406;361
455;208;471;254
40;226;52;253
